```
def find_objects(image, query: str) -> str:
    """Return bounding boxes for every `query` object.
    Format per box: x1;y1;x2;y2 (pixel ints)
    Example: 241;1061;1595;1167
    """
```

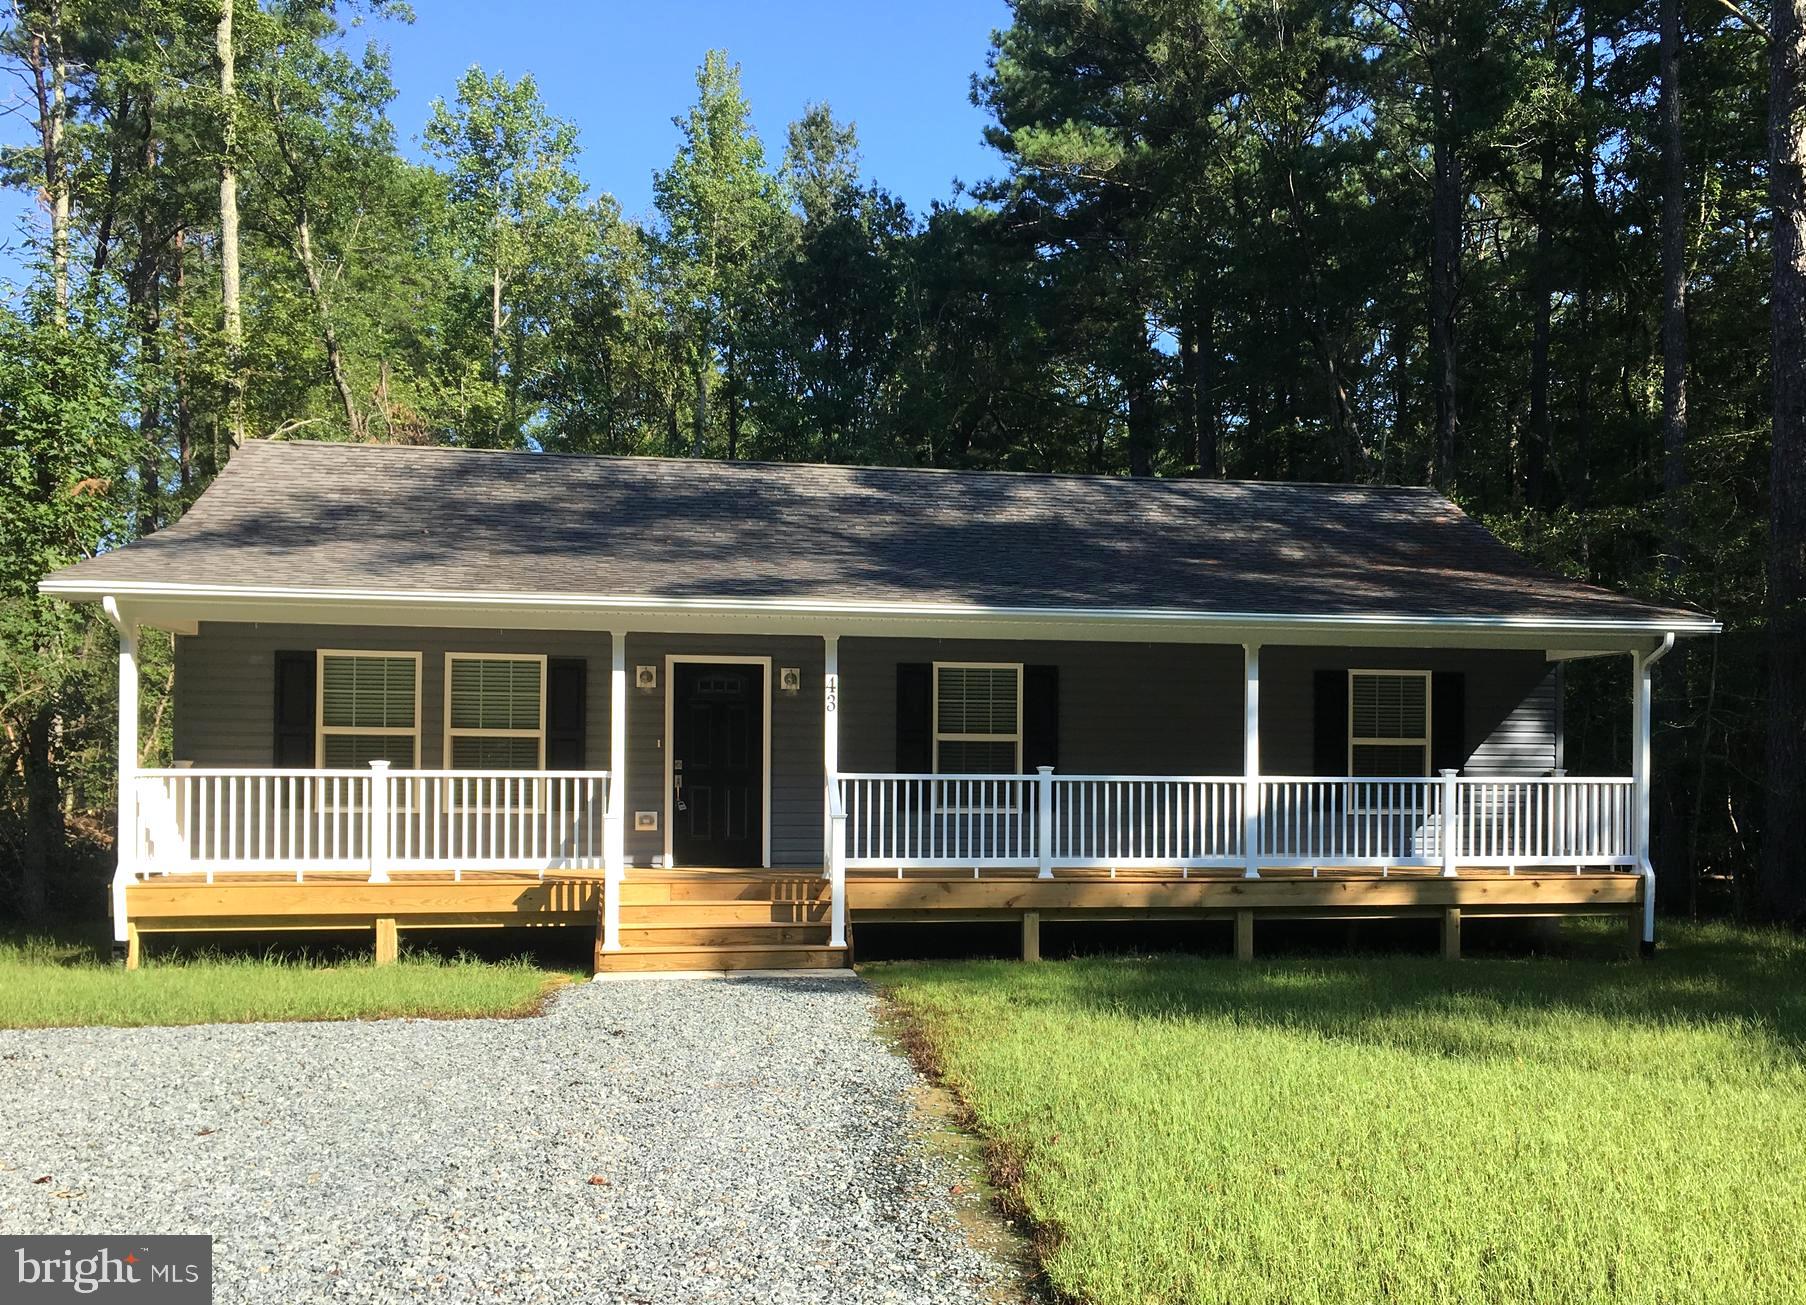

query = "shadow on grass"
0;920;595;975
872;919;1806;1071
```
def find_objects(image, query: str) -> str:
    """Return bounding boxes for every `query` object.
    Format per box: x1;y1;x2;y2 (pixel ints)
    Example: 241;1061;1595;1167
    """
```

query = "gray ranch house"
40;440;1716;972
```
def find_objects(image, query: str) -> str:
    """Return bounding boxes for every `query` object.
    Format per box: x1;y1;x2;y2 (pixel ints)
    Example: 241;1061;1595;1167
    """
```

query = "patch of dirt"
877;997;1053;1304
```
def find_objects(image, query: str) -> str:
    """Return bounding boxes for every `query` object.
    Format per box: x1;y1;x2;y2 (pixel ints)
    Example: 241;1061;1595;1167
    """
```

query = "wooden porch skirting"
119;866;1642;970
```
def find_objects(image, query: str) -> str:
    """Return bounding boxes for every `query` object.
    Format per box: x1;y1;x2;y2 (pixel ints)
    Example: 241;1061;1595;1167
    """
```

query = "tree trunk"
216;0;243;444
1123;315;1156;478
269;93;365;443
295;214;365;442
1429;128;1462;492
1180;294;1218;477
24;5;70;327
173;229;194;492
1659;0;1689;560
17;706;62;925
135;105;162;530
1572;0;1597;512
1525;45;1556;509
725;334;739;460
691;311;710;458
1763;0;1806;922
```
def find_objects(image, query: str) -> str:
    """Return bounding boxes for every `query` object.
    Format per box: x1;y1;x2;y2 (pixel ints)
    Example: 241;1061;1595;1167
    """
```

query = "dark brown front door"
671;662;764;867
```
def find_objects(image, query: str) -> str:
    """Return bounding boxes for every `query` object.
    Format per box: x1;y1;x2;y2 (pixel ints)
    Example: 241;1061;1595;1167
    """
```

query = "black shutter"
1312;669;1346;775
1431;671;1466;774
546;658;587;769
896;663;933;772
1023;665;1059;771
273;650;316;767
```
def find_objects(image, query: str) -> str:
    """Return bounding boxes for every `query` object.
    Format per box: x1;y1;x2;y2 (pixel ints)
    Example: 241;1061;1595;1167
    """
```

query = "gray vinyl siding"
842;640;1557;779
174;624;1561;870
173;623;615;770
1257;646;1559;776
838;639;1246;774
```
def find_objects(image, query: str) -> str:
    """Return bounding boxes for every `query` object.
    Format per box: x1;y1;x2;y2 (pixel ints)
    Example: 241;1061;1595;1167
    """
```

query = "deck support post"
824;635;846;949
366;760;391;883
1242;642;1262;879
124;922;142;971
1021;910;1041;962
374;916;399;966
1632;634;1674;951
103;597;139;953
601;630;628;953
1036;766;1055;878
1439;768;1460;878
1234;908;1254;962
1440;908;1462;960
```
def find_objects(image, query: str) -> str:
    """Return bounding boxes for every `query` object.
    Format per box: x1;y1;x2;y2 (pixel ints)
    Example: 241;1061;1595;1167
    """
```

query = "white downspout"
1632;632;1676;949
601;630;628;953
1242;642;1261;879
102;596;139;956
823;635;845;949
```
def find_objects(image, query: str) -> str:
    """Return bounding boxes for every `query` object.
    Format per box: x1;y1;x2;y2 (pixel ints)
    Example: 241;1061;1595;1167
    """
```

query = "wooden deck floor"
120;862;1642;969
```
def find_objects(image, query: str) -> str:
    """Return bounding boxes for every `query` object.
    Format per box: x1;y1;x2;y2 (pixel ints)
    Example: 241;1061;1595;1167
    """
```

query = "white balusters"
127;768;612;881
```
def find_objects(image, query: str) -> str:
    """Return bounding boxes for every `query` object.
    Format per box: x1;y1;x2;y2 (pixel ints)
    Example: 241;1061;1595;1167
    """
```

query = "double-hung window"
1348;670;1431;776
444;653;546;770
933;662;1022;775
316;651;420;768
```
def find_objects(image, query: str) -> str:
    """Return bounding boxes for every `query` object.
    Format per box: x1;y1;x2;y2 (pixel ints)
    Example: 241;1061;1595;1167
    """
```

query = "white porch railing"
837;770;1636;875
129;765;613;882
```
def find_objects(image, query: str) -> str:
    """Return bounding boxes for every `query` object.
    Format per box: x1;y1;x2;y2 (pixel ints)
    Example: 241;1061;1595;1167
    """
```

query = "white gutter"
35;576;1723;639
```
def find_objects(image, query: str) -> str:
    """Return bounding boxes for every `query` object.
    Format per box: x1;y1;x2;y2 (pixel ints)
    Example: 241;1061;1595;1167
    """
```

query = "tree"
652;49;784;458
1765;0;1806;921
425;66;590;445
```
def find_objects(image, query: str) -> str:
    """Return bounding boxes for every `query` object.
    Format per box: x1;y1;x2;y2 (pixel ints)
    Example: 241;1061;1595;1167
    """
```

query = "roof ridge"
239;438;1449;499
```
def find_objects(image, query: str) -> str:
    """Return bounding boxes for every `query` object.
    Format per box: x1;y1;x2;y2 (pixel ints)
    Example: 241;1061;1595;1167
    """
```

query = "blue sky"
1;0;1012;282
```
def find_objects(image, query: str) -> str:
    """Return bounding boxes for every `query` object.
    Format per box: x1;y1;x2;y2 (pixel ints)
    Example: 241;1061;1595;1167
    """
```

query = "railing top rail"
1456;775;1633;785
135;767;376;779
1048;773;1247;784
387;769;612;781
135;767;611;780
836;771;1041;782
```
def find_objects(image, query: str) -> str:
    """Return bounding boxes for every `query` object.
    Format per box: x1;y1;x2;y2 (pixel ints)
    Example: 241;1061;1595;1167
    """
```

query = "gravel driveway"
0;976;1011;1303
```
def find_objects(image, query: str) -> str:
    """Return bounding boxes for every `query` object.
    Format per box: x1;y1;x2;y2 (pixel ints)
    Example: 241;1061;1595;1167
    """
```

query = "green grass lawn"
0;933;580;1028
874;922;1806;1305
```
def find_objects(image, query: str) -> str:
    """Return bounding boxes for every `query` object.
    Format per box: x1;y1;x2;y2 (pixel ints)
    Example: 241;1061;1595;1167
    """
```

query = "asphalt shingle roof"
42;440;1706;627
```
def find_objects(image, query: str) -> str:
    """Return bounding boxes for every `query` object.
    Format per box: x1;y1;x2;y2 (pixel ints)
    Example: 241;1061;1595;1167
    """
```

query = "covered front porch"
106;621;1667;971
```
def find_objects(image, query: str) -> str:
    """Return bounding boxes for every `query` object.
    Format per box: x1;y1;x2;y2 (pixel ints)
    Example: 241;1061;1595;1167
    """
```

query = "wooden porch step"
617;922;830;948
594;943;849;974
617;900;829;924
618;878;829;905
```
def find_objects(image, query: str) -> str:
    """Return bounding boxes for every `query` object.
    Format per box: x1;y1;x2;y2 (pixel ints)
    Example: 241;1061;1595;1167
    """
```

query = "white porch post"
823;635;846;948
1439;768;1460;877
1242;642;1261;879
601;630;628;953
103;597;138;951
1632;634;1675;947
1036;766;1055;879
366;760;391;883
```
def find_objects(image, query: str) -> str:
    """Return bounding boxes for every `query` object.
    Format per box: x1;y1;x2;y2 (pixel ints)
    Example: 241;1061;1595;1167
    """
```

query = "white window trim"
315;649;422;769
443;652;548;771
1347;668;1432;778
932;661;1024;775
